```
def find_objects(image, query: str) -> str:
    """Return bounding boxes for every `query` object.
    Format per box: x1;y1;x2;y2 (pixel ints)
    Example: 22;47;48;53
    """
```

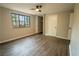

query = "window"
11;13;30;28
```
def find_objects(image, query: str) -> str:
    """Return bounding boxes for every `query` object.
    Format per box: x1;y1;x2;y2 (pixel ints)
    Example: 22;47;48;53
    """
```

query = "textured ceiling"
0;3;74;15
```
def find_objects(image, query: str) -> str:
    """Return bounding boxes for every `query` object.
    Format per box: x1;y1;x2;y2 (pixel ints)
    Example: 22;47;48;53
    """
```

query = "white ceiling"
0;3;74;15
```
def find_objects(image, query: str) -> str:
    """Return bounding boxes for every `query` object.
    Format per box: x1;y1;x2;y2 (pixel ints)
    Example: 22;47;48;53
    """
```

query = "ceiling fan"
30;5;42;12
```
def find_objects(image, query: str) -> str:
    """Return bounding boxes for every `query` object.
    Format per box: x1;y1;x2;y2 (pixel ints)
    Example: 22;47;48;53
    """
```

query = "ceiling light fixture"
30;5;42;12
36;8;39;12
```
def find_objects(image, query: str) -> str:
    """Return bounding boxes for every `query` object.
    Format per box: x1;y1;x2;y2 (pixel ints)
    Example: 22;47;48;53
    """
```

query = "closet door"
68;13;74;40
45;14;58;36
56;12;70;39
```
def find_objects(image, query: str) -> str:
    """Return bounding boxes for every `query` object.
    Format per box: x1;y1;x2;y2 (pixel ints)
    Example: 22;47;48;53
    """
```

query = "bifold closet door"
68;13;74;40
45;14;58;36
57;12;70;39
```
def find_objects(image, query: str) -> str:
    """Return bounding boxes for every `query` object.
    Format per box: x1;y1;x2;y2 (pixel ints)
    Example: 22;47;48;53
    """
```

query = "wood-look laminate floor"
0;34;70;56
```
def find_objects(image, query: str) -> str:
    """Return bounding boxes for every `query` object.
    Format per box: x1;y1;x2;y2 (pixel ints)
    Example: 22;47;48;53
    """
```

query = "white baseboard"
0;33;69;44
0;35;27;44
0;33;36;44
55;36;69;40
45;34;69;40
69;44;71;56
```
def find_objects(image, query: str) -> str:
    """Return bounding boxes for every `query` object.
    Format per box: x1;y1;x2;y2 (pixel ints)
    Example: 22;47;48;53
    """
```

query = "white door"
68;13;74;40
45;14;58;36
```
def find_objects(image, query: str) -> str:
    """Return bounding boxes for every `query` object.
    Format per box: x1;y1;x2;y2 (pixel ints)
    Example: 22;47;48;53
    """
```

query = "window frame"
11;13;30;28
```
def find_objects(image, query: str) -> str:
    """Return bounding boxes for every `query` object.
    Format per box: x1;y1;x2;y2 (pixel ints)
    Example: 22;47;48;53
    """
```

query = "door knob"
69;27;71;30
54;26;56;29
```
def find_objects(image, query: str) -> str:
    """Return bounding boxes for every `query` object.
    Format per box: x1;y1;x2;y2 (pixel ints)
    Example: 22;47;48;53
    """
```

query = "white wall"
0;7;38;43
0;7;2;40
35;16;39;33
70;4;79;56
43;15;45;35
0;7;3;41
